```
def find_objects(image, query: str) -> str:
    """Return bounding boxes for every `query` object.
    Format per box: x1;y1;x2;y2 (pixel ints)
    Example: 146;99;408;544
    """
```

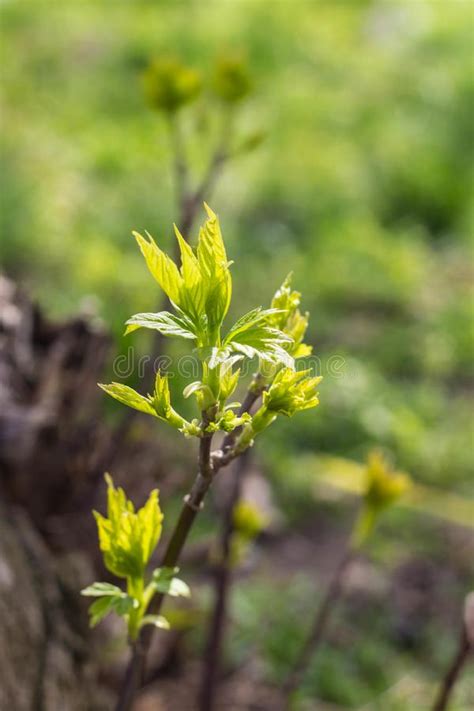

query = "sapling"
282;450;412;704
87;204;321;711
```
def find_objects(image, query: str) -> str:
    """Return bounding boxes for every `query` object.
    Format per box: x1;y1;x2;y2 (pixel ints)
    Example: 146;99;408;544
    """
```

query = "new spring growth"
351;450;412;548
236;368;322;452
81;475;190;640
99;205;321;448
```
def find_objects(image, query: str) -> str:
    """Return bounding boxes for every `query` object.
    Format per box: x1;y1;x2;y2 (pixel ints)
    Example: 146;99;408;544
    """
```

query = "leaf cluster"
101;205;320;449
82;475;190;639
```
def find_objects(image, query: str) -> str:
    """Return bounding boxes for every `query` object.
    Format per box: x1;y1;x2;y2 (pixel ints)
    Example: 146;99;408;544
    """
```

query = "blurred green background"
1;1;473;708
2;0;472;492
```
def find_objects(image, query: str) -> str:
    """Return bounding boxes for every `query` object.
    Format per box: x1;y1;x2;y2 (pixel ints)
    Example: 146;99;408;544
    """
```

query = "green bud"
212;55;253;104
143;57;202;113
262;368;322;417
269;274;312;358
352;451;412;548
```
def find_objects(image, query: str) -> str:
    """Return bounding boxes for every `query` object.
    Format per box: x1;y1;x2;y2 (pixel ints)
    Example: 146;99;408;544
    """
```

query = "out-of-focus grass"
1;0;472;495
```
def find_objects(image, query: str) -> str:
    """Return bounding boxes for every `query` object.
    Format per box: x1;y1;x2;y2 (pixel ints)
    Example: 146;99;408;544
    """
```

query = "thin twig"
198;452;249;711
115;427;214;711
167;115;189;217
431;625;472;711
198;385;263;711
282;549;355;704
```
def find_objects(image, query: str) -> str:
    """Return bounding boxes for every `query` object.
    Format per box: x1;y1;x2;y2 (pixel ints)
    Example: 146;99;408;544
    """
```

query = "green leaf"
151;567;191;598
98;383;157;417
261;367;322;416
224;307;284;343
88;593;138;628
197;204;232;331
140;614;170;630
225;322;294;369
81;582;124;598
149;371;171;420
93;475;164;579
182;381;205;399
174;225;206;320
125;311;197;340
88;596;116;627
133;230;183;304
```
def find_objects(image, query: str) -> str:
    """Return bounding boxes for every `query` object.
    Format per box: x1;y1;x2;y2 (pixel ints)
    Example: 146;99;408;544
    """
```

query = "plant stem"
198;451;250;711
115;430;214;711
282;549;355;704
198;383;263;711
431;625;472;711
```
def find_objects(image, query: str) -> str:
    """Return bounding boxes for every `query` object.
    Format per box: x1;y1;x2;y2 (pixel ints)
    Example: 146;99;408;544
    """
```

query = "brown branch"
115;428;214;711
198;450;249;711
282;549;355;703
197;379;263;711
431;611;473;711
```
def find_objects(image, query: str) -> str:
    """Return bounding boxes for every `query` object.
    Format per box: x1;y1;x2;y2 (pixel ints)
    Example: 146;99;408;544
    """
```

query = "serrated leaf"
88;593;138;628
224;307;284;344
93;475;163;579
125;311;197;340
225;321;295;369
197;204;232;330
99;383;157;417
81;582;124;598
174;225;206;319
133;231;183;304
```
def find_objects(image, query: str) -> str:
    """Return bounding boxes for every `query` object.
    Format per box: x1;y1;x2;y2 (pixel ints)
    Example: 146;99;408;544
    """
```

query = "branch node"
183;494;204;512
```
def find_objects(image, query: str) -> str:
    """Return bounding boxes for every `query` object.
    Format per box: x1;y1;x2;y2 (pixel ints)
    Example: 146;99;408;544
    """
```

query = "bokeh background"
1;1;473;710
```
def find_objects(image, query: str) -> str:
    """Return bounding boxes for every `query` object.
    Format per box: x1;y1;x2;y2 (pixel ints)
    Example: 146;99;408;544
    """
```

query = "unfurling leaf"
132;205;232;346
81;585;139;628
133;230;183;304
98;382;157;417
262;368;322;417
100;373;188;431
269;274;312;358
93;474;163;579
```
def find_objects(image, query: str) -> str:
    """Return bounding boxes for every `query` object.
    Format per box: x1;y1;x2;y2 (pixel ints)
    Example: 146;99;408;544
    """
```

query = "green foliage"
101;205;319;447
2;1;471;496
99;372;187;430
93;473;163;579
131;205;233;347
262;368;322;417
83;476;189;639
